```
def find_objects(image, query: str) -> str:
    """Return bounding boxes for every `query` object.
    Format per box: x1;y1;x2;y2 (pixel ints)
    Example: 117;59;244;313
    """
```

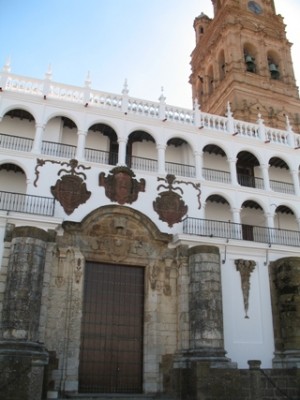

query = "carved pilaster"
235;259;256;318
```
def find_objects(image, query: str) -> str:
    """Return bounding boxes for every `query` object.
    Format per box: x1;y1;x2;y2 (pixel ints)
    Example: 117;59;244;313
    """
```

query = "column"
228;157;238;185
194;150;203;180
117;137;127;166
0;226;49;400
261;163;271;191
232;208;241;239
188;245;227;359
31;123;45;154
291;169;300;196
157;144;166;175
272;257;300;368
76;129;87;161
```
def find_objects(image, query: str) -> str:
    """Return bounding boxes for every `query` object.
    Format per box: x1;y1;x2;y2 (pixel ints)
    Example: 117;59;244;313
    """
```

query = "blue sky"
1;0;299;108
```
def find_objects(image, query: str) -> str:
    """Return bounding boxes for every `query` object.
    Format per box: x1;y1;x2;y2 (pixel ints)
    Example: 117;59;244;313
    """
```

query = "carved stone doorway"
78;262;144;394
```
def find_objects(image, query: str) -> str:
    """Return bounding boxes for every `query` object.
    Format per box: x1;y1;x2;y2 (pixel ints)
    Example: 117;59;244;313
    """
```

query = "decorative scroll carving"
99;166;145;205
154;174;199;227
235;259;256;318
51;159;91;215
55;248;66;288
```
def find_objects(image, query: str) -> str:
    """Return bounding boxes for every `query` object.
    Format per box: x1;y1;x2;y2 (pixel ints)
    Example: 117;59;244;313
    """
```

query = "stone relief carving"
147;258;176;296
235;259;256;318
153;174;201;227
99;166;145;205
35;158;91;215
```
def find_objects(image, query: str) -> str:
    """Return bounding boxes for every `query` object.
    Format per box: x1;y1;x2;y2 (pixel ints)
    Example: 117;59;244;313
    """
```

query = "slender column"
0;226;49;400
232;208;242;239
261;163;271;191
291;169;300;196
31;123;45;154
194;150;203;179
76;129;87;161
228;157;238;185
117;137;127;166
157;144;166;175
188;245;227;359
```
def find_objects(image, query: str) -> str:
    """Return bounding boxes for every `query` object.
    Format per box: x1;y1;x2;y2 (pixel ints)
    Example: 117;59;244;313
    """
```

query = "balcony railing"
0;191;55;216
237;173;264;189
183;217;300;247
0;133;33;152
166;161;196;178
269;179;295;194
41;140;76;159
127;155;158;172
203;168;231;184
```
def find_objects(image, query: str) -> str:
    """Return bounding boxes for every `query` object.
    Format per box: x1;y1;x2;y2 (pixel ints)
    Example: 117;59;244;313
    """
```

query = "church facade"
0;1;300;399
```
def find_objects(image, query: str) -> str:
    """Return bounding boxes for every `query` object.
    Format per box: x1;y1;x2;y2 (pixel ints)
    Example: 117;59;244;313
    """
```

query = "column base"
173;348;237;369
0;340;48;400
273;350;300;369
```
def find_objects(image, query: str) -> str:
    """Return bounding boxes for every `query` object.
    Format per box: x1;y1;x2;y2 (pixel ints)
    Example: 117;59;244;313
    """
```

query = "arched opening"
0;109;35;151
244;43;257;73
0;162;26;193
126;130;156;172
207;65;214;95
202;144;229;183
274;205;297;231
269;157;293;194
43;116;78;159
267;50;281;80
86;123;118;165
236;151;260;188
166;137;195;177
205;194;231;221
218;50;226;81
241;200;265;241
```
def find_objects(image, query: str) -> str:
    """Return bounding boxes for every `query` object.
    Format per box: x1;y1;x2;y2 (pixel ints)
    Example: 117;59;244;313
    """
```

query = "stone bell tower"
190;0;300;131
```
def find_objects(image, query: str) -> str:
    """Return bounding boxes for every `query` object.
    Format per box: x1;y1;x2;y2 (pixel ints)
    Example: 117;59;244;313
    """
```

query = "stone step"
62;394;175;400
63;394;175;400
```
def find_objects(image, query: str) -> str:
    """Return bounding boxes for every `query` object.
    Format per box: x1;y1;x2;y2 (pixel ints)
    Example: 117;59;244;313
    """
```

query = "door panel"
79;262;144;393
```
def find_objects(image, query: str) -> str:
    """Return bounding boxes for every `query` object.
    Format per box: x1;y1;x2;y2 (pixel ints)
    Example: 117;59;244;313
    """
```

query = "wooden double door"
79;262;144;393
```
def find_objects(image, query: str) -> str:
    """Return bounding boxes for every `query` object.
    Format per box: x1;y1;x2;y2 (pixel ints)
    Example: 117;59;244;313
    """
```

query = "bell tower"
190;0;300;131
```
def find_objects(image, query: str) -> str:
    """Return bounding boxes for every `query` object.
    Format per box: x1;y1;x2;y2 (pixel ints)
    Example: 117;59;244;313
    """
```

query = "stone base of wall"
0;340;48;400
162;355;300;400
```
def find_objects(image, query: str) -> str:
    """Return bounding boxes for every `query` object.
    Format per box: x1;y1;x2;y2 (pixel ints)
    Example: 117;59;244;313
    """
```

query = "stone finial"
285;114;293;133
85;71;91;88
45;63;52;80
235;259;256;318
122;78;129;95
3;56;11;72
159;86;166;103
226;101;233;118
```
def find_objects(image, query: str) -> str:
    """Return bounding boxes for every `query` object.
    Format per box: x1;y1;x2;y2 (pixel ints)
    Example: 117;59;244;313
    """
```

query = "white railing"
270;179;295;194
41;141;76;159
166;161;196;178
0;133;33;152
1;71;300;149
203;168;231;184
